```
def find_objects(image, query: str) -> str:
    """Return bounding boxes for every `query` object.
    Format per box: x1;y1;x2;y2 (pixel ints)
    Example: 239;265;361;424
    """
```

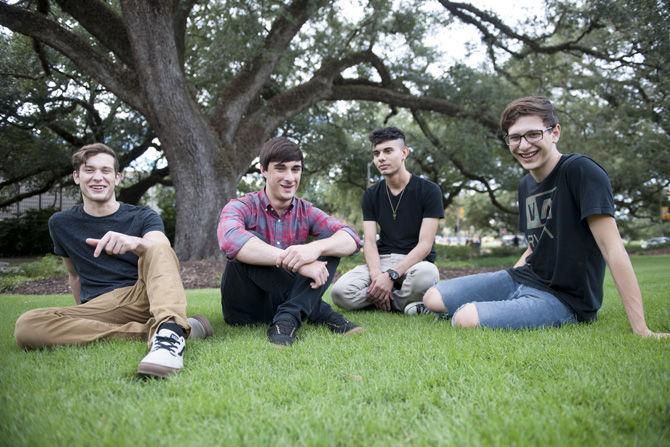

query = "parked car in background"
640;236;670;249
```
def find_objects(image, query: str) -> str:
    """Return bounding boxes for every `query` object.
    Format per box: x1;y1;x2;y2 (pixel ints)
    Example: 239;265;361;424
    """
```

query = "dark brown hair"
368;127;406;146
72;143;120;173
259;137;303;170
499;96;559;134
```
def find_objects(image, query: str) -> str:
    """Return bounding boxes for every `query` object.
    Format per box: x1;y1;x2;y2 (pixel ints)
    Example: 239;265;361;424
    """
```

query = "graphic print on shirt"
525;187;556;249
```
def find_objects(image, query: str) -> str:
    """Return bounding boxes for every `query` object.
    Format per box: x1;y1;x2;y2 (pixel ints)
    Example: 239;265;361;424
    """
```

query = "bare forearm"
392;218;439;275
587;215;655;336
68;274;81;305
363;241;382;277
513;246;532;268
309;230;357;258
606;247;649;335
392;242;432;276
235;237;283;266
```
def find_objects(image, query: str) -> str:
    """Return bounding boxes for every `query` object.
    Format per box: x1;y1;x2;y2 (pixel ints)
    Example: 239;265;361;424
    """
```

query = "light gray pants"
331;253;439;312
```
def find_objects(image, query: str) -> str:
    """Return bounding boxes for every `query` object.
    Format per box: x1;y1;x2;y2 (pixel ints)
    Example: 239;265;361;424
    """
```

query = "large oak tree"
1;0;666;257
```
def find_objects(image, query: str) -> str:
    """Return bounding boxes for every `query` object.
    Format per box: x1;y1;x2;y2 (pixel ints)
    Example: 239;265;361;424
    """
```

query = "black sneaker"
267;320;297;347
323;313;364;336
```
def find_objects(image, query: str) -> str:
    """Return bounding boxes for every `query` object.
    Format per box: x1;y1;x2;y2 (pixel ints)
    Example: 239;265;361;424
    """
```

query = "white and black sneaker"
137;323;185;378
404;302;432;316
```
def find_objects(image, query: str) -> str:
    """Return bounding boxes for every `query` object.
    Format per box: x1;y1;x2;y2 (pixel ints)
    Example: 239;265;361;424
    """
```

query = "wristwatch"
385;269;400;281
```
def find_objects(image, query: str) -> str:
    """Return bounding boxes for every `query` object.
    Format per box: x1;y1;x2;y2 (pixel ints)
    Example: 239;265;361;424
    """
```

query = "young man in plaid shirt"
217;137;364;346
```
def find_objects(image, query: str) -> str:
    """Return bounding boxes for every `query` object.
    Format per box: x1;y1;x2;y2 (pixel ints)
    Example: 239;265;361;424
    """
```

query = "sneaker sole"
190;314;214;338
342;326;365;336
137;362;181;379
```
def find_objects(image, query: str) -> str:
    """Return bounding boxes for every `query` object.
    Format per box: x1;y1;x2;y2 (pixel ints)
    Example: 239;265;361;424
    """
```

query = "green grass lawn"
1;256;668;446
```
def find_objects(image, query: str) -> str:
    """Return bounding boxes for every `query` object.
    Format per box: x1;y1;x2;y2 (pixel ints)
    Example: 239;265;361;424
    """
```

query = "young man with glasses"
217;137;363;347
422;96;668;337
331;127;444;314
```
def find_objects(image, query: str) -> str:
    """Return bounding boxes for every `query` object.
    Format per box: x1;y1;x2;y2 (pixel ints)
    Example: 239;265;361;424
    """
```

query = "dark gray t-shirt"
508;154;615;322
48;203;164;303
362;175;444;262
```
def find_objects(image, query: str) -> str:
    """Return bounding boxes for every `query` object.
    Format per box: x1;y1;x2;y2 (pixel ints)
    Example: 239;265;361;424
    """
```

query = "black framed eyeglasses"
504;126;554;148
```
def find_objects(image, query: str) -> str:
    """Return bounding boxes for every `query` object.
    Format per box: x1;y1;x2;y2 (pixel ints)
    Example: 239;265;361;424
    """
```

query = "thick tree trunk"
171;149;236;260
121;0;237;259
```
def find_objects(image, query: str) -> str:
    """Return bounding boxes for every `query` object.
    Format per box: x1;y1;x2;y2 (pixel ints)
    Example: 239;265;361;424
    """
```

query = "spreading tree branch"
119;133;158;170
212;0;328;144
330;83;499;132
0;180;58;209
174;0;198;66
53;0;134;67
0;3;146;114
117;166;170;204
412;110;516;214
439;0;651;68
234;50;385;160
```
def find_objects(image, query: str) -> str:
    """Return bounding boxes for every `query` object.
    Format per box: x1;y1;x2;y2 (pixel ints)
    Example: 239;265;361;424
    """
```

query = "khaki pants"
330;253;439;311
14;244;190;349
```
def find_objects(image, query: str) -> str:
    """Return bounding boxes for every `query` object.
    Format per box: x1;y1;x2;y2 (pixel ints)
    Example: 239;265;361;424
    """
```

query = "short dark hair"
72;143;120;173
499;96;559;135
368;127;406;147
259;137;304;170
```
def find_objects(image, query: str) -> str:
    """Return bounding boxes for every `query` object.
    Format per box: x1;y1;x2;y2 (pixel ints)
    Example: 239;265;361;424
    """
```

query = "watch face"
387;269;399;280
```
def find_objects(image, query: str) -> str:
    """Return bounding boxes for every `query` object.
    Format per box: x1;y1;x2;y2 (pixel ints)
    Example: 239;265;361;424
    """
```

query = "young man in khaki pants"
14;143;212;378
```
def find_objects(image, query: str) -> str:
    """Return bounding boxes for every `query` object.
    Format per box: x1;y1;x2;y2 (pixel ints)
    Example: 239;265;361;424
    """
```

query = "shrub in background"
154;186;176;244
0;254;66;292
0;208;57;256
435;244;474;260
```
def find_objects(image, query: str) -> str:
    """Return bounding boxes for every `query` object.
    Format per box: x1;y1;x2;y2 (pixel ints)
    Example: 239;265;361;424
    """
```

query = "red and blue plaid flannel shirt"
217;189;361;259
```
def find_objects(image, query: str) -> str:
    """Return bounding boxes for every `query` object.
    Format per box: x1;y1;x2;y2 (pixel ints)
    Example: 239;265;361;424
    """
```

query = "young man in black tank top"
331;127;444;313
423;96;668;338
14;143;213;378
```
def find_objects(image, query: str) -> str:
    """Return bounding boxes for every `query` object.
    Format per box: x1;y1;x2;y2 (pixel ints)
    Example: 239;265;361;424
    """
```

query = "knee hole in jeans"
452;303;479;328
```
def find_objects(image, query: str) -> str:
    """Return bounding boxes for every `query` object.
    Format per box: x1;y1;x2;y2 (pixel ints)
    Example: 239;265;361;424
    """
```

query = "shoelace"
151;335;180;355
273;322;295;336
325;317;348;329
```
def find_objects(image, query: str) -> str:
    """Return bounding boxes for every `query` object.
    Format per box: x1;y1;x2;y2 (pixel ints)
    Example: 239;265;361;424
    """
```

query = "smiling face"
262;160;302;209
507;115;562;182
73;153;121;206
372;138;408;177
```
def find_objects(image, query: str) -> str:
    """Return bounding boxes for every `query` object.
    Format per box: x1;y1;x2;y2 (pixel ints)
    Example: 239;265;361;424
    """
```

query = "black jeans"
220;257;340;327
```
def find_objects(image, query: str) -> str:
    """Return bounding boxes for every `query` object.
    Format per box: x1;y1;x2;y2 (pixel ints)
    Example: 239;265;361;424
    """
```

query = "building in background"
0;183;79;220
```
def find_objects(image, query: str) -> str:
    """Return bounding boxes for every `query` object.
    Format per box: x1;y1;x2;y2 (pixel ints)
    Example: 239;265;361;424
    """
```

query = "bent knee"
423;287;445;312
15;310;49;349
141;243;177;262
330;282;354;310
452;303;480;328
409;262;439;288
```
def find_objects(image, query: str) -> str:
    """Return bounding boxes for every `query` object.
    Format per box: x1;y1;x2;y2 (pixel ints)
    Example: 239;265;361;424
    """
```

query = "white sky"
425;0;546;72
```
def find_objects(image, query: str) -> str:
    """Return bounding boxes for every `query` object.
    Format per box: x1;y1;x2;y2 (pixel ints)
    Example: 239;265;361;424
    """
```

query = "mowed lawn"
1;256;668;446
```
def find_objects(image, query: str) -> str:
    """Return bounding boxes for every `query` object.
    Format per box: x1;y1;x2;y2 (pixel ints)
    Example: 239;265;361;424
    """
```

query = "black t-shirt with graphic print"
362;174;444;262
48;203;165;303
508;154;615;322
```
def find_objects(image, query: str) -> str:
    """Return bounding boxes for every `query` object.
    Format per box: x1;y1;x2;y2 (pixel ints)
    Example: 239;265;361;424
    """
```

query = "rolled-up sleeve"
217;199;256;259
308;205;362;250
